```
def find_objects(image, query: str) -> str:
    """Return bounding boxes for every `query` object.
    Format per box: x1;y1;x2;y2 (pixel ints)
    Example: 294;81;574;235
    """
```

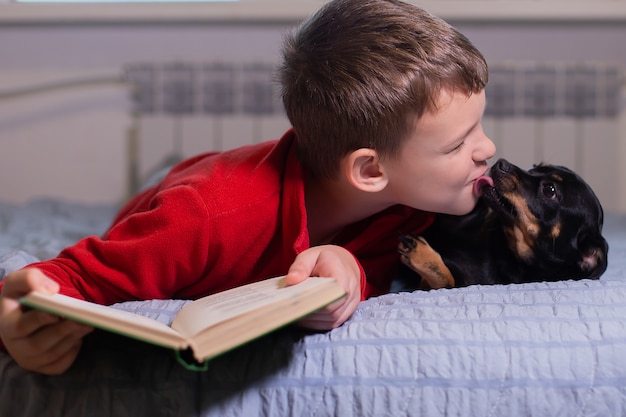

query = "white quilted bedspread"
1;199;626;416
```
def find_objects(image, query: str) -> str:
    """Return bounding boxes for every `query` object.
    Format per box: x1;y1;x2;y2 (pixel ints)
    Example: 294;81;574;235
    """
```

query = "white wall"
0;17;625;211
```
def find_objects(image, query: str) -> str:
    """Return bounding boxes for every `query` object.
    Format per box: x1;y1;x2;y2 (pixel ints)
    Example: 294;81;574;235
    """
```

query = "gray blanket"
1;199;626;416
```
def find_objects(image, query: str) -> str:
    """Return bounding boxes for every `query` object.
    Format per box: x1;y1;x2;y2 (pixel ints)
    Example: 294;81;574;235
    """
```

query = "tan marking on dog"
551;174;563;182
398;235;455;289
505;226;534;261
551;223;561;239
502;192;540;261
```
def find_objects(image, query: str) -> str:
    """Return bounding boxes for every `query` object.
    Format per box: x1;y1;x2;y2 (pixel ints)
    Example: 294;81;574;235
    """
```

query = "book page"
171;276;337;337
21;292;187;349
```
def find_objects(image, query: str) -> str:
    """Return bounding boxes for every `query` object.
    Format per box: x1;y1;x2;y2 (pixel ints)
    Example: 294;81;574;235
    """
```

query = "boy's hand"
285;245;361;330
0;268;93;375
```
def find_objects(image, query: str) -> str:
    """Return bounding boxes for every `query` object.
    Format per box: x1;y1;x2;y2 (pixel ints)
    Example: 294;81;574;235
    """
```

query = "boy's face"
385;89;496;215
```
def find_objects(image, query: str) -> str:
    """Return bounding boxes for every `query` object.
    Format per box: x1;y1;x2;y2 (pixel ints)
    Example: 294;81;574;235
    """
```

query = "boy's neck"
305;175;390;246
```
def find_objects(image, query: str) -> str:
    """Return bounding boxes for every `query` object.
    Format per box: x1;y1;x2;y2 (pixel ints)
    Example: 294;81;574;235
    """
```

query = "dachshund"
397;158;608;290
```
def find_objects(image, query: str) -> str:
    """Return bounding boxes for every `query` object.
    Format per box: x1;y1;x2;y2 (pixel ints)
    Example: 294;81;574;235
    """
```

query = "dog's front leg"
398;234;455;290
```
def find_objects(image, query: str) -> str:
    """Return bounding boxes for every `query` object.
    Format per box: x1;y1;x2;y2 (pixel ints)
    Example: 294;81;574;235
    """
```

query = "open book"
20;276;346;370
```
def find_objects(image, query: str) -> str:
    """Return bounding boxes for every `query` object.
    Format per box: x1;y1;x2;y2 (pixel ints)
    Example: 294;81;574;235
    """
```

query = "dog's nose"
493;158;513;173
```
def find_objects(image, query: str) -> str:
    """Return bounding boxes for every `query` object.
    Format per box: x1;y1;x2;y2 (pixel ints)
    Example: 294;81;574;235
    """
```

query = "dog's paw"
398;234;428;267
398;234;455;289
398;233;415;253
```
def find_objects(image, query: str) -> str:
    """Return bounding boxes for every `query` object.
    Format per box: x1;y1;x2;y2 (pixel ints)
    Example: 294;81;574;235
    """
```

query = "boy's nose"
474;134;496;162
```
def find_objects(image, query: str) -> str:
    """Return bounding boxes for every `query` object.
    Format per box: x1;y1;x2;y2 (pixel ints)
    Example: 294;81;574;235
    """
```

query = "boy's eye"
447;141;464;153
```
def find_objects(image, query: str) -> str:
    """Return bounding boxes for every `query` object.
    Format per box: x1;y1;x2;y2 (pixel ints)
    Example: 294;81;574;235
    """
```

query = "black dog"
397;158;608;290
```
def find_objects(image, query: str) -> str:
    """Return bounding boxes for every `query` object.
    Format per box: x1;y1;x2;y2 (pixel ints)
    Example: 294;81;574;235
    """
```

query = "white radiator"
124;61;626;212
0;61;623;212
482;62;625;213
123;62;290;184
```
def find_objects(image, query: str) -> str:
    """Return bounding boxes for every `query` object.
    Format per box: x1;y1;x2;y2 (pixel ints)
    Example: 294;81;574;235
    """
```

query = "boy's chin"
439;198;480;216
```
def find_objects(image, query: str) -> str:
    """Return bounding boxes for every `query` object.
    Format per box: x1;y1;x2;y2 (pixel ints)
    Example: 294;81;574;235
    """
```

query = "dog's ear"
577;234;608;279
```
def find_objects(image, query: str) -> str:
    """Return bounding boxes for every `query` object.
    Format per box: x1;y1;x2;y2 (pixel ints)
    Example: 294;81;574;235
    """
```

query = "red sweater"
9;130;434;305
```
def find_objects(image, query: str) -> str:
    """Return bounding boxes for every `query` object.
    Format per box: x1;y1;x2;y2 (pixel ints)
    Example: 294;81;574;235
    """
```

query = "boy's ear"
344;148;389;192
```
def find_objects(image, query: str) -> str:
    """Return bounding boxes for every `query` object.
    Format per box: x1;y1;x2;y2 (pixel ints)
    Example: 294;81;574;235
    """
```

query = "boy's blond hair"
278;0;488;179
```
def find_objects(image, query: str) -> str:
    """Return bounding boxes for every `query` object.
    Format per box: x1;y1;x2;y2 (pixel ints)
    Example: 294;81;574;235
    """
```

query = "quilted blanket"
1;199;626;416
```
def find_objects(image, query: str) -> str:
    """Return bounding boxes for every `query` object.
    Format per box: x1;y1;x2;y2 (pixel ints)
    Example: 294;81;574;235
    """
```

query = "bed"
0;197;625;416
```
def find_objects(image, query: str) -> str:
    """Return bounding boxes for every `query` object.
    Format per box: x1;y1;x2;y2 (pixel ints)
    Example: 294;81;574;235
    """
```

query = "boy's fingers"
4;318;93;374
297;292;357;330
25;319;93;356
17;325;90;375
2;269;59;300
2;308;60;340
284;266;309;285
35;339;84;375
1;274;56;346
285;251;319;285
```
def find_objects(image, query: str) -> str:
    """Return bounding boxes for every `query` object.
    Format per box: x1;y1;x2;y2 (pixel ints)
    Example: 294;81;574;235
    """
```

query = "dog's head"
480;158;608;280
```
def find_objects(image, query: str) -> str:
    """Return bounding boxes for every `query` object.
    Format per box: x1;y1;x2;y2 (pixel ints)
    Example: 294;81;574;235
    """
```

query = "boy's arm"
284;244;363;330
23;185;213;305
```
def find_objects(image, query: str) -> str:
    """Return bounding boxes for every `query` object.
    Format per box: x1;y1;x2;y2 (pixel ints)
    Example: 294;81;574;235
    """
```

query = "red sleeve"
27;185;212;305
354;256;369;301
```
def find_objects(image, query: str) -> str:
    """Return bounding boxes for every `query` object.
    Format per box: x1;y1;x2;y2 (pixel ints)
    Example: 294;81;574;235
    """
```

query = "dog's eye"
542;183;557;200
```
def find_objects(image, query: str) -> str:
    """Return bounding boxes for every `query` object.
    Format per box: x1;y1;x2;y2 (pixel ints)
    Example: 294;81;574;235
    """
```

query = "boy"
0;0;495;375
